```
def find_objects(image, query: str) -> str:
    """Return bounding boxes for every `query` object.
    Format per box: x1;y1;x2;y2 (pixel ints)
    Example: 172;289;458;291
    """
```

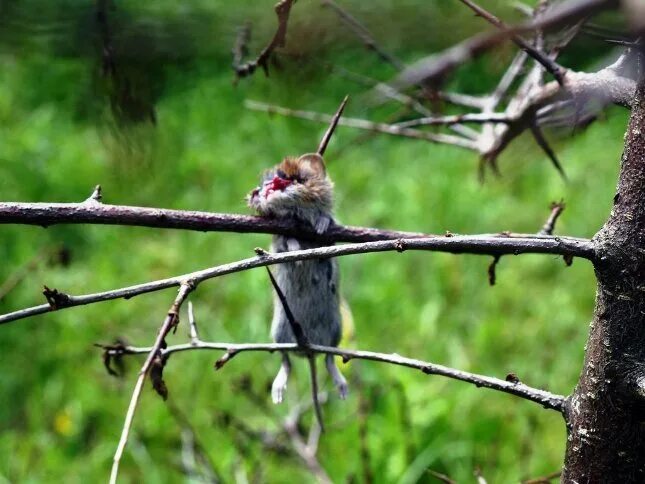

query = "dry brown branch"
233;0;295;79
102;340;566;412
0;199;437;242
110;281;195;484
0;233;594;325
317;95;349;156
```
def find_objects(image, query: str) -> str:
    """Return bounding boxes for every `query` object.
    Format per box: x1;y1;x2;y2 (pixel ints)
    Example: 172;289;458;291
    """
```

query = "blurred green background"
0;0;629;482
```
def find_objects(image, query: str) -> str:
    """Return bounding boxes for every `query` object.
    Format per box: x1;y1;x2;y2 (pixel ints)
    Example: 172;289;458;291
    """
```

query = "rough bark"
562;69;645;482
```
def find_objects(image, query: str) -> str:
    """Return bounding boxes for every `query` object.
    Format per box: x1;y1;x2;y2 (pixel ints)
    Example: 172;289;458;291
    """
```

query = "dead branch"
317;95;349;156
103;340;566;412
539;201;566;235
247;54;636;170
246;100;479;149
0;199;439;242
392;0;615;88
233;0;295;79
457;0;566;84
110;281;195;484
0;233;594;325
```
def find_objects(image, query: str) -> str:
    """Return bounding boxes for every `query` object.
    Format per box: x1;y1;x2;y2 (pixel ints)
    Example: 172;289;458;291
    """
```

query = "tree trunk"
562;72;645;481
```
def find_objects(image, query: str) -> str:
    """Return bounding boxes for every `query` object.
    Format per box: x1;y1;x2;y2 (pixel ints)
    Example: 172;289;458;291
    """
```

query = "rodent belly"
271;259;341;347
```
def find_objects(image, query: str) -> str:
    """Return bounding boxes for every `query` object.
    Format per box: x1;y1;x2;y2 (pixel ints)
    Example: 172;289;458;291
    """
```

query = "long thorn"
308;354;325;432
530;124;568;181
317;95;349;156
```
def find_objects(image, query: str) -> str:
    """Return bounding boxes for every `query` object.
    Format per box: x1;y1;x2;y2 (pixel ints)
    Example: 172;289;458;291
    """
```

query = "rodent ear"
297;153;326;176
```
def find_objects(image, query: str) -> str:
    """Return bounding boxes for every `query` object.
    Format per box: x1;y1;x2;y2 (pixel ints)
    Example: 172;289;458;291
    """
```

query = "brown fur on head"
248;153;334;234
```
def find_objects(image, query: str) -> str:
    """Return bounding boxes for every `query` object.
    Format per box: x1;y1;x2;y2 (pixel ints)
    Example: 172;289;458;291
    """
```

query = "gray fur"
248;155;348;401
271;235;342;348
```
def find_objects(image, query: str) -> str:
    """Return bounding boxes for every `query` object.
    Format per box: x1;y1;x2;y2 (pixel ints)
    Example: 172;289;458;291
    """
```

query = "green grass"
0;1;630;482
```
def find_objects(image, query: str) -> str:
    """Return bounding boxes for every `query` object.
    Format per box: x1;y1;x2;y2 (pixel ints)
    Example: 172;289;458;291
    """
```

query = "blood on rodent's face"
263;175;293;198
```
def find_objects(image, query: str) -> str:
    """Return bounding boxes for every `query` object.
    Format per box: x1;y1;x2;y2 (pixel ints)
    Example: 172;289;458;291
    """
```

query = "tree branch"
245;100;479;150
0;234;595;325
0;200;437;242
104;340;566;412
456;0;567;85
110;281;195;484
392;0;615;88
233;0;295;79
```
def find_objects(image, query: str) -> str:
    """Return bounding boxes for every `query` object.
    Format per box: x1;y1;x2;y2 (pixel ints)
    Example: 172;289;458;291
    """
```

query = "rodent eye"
276;169;287;179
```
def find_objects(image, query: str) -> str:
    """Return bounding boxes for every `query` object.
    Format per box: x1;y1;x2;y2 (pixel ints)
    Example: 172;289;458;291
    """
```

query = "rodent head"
248;153;334;231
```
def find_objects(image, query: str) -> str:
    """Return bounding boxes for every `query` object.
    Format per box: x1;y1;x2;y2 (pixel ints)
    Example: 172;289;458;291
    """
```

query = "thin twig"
392;0;614;87
321;0;404;70
394;113;512;128
233;0;295;79
539;201;566;235
0;234;595;325
317;95;349;156
330;66;480;139
103;340;567;412
457;0;566;84
246;100;479;150
187;301;200;344
490;51;529;107
109;282;195;484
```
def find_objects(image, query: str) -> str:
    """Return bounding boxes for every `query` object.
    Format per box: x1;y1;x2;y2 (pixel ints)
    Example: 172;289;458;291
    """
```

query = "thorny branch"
233;0;296;80
263;267;325;431
247;0;635;175
317;95;349;156
110;281;195;484
393;0;616;88
101;340;566;412
539;200;566;236
456;0;566;84
0;233;594;325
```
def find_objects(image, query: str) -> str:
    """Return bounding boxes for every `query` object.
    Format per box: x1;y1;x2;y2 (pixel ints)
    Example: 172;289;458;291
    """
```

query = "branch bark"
0;234;594;325
0;200;437;242
104;340;566;412
110;281;195;484
562;60;645;482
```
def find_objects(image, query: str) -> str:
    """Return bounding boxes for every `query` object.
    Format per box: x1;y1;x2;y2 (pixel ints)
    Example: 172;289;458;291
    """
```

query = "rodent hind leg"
271;352;291;404
325;353;348;399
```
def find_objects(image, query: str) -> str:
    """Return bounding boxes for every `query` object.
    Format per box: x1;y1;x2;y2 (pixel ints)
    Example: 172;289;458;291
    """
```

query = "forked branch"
109;281;195;484
233;0;296;79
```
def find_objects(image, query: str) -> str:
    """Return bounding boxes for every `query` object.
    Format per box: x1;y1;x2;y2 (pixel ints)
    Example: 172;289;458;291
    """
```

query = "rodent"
248;152;348;404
